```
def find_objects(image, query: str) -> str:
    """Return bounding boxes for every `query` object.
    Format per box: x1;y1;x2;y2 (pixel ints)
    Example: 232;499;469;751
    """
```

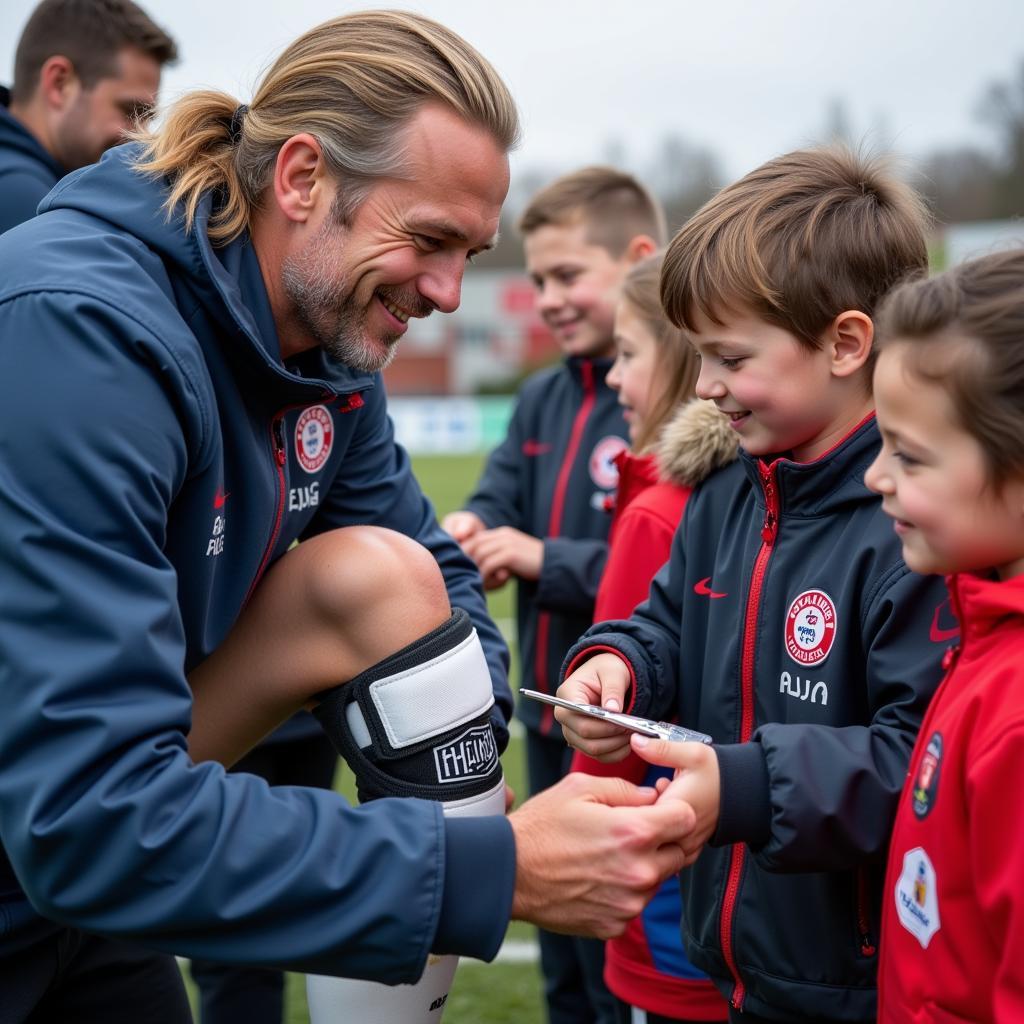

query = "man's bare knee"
298;527;449;634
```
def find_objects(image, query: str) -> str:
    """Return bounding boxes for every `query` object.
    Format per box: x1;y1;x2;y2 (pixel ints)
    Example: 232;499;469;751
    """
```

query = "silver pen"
519;688;712;745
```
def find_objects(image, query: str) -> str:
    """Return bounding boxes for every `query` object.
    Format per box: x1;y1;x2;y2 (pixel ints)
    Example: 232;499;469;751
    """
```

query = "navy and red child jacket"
463;356;628;738
572;399;736;1021
0;144;514;977
879;571;1024;1023
563;415;952;1022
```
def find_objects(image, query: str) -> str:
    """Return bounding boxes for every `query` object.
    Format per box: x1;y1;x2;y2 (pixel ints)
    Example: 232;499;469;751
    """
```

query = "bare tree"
978;58;1024;217
914;146;1000;223
644;133;723;232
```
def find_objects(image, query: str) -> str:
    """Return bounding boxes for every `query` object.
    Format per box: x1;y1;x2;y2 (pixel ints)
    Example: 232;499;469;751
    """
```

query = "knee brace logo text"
433;724;498;784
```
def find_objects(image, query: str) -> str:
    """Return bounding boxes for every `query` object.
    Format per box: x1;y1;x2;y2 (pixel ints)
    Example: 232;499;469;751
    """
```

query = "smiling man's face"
281;102;509;373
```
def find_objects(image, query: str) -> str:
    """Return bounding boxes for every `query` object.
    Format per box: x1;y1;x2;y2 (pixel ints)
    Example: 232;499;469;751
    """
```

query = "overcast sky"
3;0;1022;191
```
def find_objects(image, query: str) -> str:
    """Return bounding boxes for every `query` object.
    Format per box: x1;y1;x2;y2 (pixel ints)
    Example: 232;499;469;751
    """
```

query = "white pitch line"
462;938;539;966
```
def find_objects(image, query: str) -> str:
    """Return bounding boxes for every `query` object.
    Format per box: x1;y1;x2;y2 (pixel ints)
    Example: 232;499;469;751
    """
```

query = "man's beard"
55;96;114;171
281;217;429;373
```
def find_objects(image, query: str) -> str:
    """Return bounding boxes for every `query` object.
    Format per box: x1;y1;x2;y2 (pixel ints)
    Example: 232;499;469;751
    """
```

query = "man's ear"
827;310;874;378
37;55;79;111
622;234;658;265
272;133;330;225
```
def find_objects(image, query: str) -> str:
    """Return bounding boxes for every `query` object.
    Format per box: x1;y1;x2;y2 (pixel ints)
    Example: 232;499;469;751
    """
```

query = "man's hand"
554;653;633;762
441;510;486;545
631;735;721;866
462;527;543;590
508;772;696;938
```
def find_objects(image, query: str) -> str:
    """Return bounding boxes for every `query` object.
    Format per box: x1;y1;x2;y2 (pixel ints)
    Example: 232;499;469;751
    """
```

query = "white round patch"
589;435;628;490
784;589;838;666
895;846;941;949
295;405;334;474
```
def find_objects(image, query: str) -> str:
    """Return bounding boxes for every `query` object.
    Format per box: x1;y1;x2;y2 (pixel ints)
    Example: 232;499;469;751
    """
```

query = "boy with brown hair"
556;148;953;1023
444;166;662;1024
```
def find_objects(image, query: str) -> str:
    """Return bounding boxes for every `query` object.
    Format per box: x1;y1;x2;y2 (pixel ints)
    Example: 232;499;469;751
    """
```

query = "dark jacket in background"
0;86;63;233
465;356;628;737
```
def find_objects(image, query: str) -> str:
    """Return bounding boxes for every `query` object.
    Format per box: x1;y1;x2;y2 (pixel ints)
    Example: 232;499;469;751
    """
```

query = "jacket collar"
613;448;660;506
948;571;1024;641
40;143;374;402
740;412;880;516
565;354;614;385
0;86;64;180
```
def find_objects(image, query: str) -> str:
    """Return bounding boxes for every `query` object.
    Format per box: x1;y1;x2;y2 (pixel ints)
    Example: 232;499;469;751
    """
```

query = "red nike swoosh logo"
213;488;230;509
522;440;553;456
694;577;727;599
929;601;959;643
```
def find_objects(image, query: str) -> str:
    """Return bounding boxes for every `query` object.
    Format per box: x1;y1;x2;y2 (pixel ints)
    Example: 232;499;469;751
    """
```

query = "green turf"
412;452;515;629
183;454;544;1022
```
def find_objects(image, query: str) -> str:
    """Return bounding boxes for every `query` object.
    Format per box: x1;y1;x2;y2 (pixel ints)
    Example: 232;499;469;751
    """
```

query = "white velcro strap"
352;627;494;750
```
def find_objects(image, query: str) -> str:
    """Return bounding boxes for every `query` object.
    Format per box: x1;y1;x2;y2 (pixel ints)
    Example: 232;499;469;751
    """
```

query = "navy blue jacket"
0;144;514;977
0;86;63;233
465;358;628;738
564;417;951;1021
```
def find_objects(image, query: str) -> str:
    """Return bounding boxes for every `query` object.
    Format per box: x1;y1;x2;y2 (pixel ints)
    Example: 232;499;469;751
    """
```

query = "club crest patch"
784;589;838;666
295;405;334;474
895;847;941;948
912;732;942;818
589;436;628;490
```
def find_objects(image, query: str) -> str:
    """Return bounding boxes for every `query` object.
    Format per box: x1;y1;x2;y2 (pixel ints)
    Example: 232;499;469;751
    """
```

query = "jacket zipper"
856;868;877;957
536;360;597;733
720;461;780;1010
241;391;365;608
243;412;289;607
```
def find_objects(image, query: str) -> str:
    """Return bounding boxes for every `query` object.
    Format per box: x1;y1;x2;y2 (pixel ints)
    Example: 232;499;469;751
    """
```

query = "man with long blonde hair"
0;11;695;1023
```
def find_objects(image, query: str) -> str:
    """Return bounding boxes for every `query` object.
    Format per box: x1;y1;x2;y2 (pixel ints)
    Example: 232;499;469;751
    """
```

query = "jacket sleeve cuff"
710;742;771;849
432;814;515;959
461;503;494;529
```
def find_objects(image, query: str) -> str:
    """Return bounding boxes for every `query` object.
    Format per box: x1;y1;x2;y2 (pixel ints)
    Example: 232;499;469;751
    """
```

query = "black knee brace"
313;608;503;806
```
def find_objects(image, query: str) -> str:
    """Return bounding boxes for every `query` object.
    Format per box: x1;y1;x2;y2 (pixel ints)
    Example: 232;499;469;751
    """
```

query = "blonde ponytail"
133;90;253;241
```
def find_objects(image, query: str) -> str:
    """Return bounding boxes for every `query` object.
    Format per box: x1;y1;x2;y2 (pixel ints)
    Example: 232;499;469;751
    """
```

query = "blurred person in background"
0;0;177;232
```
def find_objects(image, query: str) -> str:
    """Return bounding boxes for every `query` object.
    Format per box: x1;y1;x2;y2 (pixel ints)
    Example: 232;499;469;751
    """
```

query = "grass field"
182;453;546;1022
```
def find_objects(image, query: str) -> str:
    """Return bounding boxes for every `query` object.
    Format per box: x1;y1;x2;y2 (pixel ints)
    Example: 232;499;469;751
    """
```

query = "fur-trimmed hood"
654;398;739;488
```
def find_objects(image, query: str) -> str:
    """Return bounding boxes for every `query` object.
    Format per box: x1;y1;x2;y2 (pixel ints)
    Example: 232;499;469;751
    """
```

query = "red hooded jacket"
879;571;1024;1022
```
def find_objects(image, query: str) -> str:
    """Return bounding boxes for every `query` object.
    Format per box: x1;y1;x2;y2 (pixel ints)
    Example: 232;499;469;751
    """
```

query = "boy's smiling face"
689;306;873;463
524;221;633;359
